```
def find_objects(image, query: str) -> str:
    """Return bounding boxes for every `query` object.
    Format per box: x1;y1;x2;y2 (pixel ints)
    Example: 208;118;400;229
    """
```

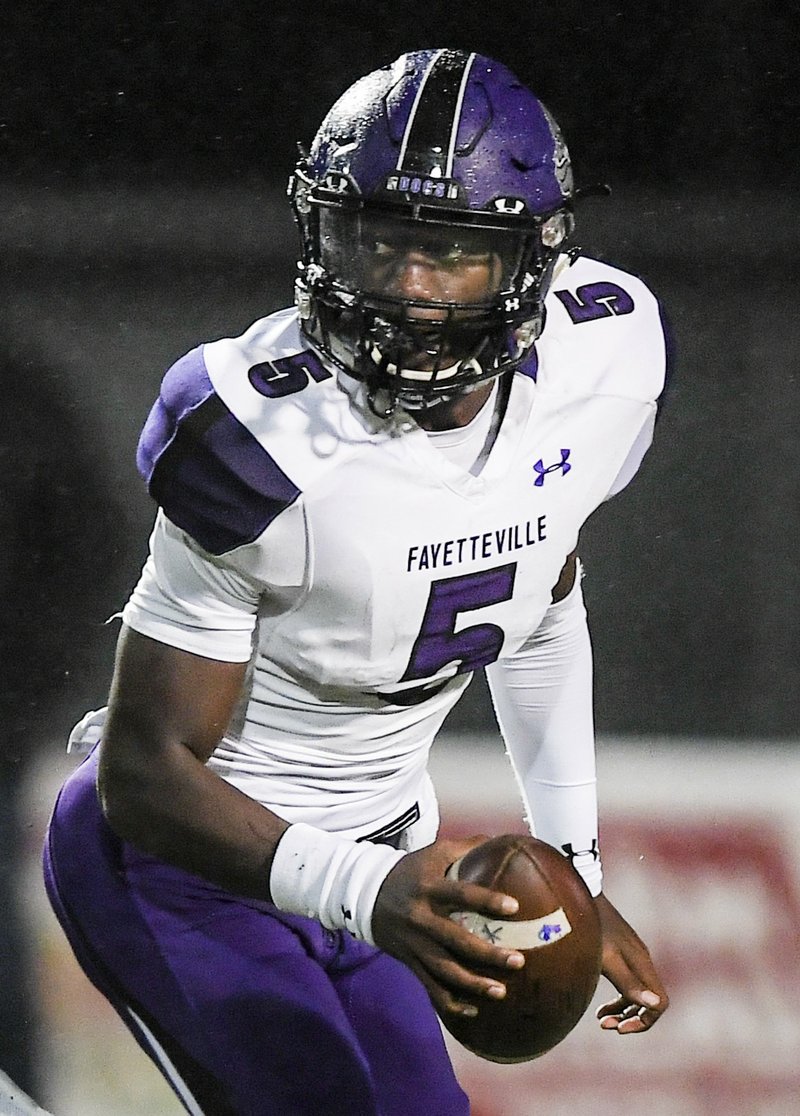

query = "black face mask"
299;205;554;414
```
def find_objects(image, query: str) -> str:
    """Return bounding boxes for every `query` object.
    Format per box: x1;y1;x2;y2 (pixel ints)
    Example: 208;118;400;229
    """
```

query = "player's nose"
388;252;448;305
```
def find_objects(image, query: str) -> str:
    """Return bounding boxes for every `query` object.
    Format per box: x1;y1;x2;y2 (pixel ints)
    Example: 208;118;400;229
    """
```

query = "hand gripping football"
443;834;602;1062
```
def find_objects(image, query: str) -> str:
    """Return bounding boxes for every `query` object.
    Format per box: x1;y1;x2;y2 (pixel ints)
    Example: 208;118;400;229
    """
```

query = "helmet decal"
396;50;477;179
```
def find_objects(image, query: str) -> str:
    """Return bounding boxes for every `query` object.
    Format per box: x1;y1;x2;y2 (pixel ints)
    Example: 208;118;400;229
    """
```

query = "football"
442;834;602;1063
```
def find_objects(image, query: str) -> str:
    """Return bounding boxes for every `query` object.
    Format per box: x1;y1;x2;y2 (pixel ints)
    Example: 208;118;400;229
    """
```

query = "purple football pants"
42;752;469;1115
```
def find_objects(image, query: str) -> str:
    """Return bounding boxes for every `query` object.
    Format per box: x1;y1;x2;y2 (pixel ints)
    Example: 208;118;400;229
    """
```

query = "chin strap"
367;385;399;418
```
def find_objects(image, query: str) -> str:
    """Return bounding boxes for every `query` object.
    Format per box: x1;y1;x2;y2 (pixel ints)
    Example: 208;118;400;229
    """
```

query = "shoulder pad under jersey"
137;310;341;556
542;254;673;410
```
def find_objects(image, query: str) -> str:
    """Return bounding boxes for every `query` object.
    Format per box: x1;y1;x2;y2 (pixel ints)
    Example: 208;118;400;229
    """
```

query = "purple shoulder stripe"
136;346;216;482
517;346;539;382
137;347;301;554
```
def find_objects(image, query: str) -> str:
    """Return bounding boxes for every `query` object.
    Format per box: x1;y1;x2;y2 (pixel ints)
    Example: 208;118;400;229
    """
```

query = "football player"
44;49;670;1115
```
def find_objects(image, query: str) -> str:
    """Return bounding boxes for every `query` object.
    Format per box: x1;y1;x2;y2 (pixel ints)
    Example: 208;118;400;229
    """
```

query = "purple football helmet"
290;49;576;412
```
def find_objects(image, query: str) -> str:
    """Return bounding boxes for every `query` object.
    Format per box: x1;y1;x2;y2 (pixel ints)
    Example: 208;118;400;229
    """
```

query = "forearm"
96;626;408;941
485;565;602;895
98;725;410;944
97;728;289;900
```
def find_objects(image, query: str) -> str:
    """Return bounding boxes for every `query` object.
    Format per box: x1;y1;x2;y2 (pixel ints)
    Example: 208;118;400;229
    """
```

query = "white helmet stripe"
445;52;477;176
396;49;443;171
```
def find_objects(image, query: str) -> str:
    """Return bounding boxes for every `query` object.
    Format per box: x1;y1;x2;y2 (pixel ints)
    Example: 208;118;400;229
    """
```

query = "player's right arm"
97;624;289;899
97;623;524;1017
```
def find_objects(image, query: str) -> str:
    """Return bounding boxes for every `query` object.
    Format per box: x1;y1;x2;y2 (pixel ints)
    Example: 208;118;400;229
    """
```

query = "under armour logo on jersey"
533;449;571;486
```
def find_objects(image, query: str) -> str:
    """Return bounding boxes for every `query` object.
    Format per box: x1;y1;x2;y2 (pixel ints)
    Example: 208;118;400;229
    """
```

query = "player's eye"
365;234;492;273
372;240;400;257
439;245;491;268
371;242;488;265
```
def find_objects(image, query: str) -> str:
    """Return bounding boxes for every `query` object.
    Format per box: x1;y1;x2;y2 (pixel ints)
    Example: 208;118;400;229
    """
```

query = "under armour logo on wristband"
533;449;571;486
561;840;599;864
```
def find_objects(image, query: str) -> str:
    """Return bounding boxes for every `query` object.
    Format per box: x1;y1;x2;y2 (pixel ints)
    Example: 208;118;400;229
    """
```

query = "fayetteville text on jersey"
406;515;548;572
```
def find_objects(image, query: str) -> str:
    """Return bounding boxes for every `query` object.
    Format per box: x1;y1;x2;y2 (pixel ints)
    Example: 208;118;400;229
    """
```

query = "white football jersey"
116;252;669;847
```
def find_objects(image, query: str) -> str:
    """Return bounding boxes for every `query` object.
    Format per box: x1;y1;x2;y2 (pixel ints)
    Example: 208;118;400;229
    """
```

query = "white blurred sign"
431;737;800;1116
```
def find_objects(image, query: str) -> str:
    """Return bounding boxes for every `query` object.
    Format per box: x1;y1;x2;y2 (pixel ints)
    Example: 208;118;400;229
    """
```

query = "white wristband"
269;823;407;945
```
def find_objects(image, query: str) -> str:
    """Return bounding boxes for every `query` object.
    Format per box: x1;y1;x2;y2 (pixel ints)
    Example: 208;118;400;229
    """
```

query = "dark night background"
2;1;799;1104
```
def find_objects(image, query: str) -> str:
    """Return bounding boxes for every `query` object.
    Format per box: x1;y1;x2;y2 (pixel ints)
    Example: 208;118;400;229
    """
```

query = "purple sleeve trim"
137;347;301;555
517;346;539;382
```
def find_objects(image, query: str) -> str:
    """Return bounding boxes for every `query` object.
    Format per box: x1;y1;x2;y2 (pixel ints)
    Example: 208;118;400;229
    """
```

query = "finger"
600;947;669;1020
390;908;526;981
597;988;664;1017
428;876;521;920
420;904;527;976
400;935;512;1016
601;1013;648;1034
599;1007;654;1034
597;993;665;1033
402;953;481;1019
602;935;668;1006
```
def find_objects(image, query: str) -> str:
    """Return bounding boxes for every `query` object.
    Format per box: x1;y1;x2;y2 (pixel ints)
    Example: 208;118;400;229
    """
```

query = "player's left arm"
594;894;668;1033
485;551;669;1033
